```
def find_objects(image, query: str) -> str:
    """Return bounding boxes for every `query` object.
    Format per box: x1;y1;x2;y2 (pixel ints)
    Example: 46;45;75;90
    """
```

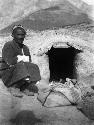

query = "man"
1;25;41;97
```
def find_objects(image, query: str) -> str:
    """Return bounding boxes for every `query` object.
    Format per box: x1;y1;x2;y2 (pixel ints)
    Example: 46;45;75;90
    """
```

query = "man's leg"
8;82;24;98
10;62;30;85
24;62;41;82
18;79;35;96
9;79;34;96
26;81;39;93
8;79;29;97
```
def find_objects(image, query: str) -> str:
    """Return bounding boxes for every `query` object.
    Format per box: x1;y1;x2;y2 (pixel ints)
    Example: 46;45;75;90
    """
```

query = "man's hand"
17;55;24;62
23;55;29;62
17;55;29;62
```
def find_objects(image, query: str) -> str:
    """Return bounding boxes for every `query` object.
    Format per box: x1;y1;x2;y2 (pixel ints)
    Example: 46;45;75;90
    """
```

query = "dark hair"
12;25;26;36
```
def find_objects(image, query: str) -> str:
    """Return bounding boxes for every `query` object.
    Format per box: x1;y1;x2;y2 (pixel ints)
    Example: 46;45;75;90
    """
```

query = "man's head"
12;25;26;44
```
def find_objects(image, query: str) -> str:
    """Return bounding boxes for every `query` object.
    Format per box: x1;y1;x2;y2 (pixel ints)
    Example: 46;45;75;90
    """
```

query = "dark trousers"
2;61;41;87
12;80;38;93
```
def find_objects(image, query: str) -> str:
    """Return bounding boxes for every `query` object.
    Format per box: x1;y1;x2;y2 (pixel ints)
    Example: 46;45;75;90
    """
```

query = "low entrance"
47;46;81;82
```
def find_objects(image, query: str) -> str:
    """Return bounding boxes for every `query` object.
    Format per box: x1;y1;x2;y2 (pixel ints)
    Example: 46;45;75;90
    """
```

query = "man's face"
13;28;26;44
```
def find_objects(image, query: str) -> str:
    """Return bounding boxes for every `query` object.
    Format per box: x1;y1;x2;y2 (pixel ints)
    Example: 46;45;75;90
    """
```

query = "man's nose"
19;35;25;38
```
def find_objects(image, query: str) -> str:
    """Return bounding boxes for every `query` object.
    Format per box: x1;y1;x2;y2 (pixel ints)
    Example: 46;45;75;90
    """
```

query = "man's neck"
13;39;24;48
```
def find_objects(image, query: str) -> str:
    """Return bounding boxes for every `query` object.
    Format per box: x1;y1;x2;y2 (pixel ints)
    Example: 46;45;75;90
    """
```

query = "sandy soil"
0;80;94;125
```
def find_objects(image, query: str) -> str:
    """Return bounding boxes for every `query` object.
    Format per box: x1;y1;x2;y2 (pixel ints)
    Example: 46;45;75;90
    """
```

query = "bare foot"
23;89;34;96
8;87;23;98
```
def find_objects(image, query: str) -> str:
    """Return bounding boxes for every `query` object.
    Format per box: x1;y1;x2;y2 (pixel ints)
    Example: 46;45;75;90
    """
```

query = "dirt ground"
0;80;94;125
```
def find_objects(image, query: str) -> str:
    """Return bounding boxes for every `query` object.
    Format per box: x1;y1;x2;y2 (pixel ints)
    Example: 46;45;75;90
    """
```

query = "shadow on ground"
10;110;42;125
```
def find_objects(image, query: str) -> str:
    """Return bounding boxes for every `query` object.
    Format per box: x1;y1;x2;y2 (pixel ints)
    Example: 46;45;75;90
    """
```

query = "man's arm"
24;45;32;62
2;42;18;65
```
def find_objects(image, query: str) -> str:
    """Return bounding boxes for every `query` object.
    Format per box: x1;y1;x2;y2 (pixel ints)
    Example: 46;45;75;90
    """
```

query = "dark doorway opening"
46;46;80;82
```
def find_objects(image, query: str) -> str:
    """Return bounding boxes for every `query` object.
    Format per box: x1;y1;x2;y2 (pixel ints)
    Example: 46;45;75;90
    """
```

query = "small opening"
46;46;81;82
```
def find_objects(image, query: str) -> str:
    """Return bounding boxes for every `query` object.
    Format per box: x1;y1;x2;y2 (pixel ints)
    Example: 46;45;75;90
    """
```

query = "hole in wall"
46;46;82;82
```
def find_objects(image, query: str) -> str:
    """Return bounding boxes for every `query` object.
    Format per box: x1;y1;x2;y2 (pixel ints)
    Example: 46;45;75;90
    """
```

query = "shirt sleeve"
2;43;18;65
